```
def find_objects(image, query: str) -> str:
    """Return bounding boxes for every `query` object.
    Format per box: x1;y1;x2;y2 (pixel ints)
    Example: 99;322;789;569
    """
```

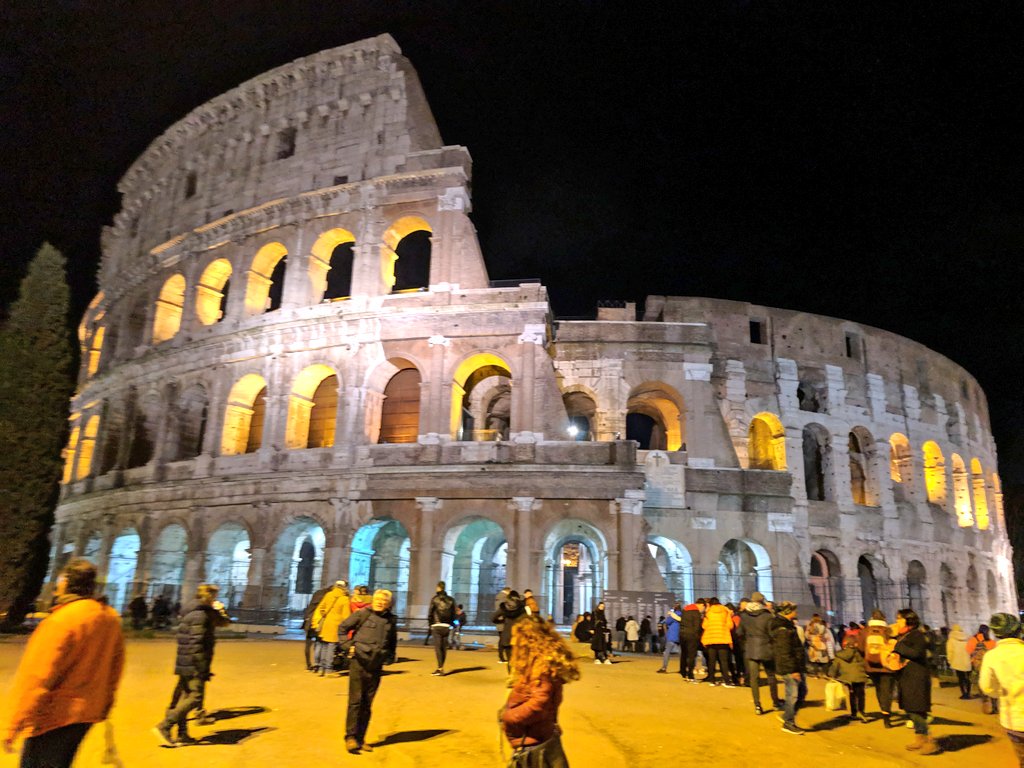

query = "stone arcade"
53;35;1014;630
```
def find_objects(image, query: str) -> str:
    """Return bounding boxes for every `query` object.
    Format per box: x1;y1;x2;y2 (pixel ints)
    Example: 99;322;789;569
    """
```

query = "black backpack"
435;594;456;624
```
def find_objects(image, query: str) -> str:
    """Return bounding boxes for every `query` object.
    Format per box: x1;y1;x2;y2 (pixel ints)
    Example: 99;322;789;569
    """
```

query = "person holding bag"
501;615;580;766
828;635;870;723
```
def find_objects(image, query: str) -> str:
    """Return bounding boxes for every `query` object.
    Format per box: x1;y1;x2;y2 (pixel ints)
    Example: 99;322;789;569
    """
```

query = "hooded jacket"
979;637;1024;732
314;586;352;643
770;614;806;675
679;604;703;640
738;603;775;661
663;608;682;645
492;594;526;647
893;626;932;712
946;625;972;673
828;645;870;684
701;604;733;647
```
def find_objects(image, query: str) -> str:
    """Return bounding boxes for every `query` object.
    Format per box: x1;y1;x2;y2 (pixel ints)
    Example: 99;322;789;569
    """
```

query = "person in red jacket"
501;615;580;763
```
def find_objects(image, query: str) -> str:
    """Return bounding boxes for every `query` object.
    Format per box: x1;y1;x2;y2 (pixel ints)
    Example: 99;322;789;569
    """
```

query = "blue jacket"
664;608;682;644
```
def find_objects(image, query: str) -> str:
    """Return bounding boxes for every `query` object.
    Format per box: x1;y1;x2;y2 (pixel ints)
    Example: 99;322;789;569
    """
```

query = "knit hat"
776;601;797;617
989;612;1021;639
750;591;765;604
335;580;348;589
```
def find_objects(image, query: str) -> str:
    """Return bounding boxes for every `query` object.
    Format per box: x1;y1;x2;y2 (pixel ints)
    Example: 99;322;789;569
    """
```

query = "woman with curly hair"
501;616;580;766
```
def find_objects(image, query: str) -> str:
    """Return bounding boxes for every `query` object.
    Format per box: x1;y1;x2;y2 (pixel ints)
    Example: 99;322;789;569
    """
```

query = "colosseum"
53;34;1015;631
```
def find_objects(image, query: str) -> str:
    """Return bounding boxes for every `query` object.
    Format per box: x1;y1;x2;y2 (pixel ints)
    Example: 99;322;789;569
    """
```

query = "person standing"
770;602;806;735
738;591;781;714
893;608;938;754
978;612;1024;766
946;624;972;699
590;602;612;664
501;615;580;765
701;597;736;686
2;559;125;768
679;599;705;681
312;580;351;676
859;610;898;727
493;590;527;666
968;624;998;710
302;583;332;671
657;604;682;672
523;589;540;616
338;589;398;754
127;594;149;630
828;635;870;723
154;583;230;746
624;616;640;653
493;586;511;663
428;581;456;675
615;614;627;652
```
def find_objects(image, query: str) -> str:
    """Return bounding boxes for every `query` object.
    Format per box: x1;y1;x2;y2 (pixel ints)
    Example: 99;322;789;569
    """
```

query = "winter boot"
918;737;940;755
905;734;926;751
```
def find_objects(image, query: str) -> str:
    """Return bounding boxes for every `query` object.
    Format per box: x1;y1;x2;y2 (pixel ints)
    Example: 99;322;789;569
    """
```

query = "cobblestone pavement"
0;637;1017;767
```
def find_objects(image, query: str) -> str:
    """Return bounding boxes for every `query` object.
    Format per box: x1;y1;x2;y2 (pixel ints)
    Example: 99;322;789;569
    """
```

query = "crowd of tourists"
3;560;1023;767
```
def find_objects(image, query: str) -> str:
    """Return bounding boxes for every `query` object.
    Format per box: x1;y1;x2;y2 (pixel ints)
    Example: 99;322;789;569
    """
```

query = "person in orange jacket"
701;597;737;686
2;559;125;767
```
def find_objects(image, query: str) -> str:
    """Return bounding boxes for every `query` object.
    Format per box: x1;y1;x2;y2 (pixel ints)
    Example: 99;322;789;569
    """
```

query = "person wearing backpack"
858;609;898;726
968;624;997;711
428;581;456;676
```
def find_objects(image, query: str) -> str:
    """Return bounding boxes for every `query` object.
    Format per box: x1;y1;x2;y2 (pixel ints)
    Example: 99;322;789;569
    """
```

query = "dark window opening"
844;332;861;360
276;127;297;159
218;279;231;322
185;172;197;199
392;230;431;291
333;175;349;186
749;319;765;345
267;258;287;311
324;242;354;300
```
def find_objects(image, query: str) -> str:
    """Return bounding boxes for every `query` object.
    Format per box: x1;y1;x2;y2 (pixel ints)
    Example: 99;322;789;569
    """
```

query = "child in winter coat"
829;636;870;723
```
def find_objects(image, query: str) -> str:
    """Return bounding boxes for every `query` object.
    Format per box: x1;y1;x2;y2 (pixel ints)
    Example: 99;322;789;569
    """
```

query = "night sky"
2;2;1022;486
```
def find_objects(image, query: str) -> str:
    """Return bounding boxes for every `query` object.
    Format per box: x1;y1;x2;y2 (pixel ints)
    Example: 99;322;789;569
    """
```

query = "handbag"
824;679;847;711
507;729;569;768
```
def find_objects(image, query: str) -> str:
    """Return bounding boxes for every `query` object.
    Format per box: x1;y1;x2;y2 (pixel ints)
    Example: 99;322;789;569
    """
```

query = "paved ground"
0;636;1018;767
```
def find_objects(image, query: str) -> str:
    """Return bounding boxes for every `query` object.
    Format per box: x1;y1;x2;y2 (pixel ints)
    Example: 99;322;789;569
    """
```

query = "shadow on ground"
937;733;993;752
199;726;276;745
370;729;455;747
443;666;487;676
199;706;268;723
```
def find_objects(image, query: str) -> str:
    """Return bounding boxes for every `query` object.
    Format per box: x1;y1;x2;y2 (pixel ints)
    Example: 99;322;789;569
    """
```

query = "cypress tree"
0;243;74;626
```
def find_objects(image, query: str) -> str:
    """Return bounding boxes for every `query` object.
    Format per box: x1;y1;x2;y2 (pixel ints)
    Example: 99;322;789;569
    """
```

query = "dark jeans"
304;629;317;668
956;669;971;697
20;723;91;768
746;658;781;706
730;642;745;683
162;675;204;732
346;657;383;744
868;672;895;714
705;644;734;684
679;636;699;679
782;674;801;726
432;625;450;669
847;682;866;716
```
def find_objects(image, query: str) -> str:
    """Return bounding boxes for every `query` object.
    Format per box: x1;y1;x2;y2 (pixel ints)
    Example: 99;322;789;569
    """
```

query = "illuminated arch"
626;381;685;451
718;538;773;603
440;516;508;622
922;441;946;507
310;228;356;302
647;535;694;604
221;374;268;455
748;412;786;470
75;415;100;480
285;364;339;449
451;352;513;440
349;518;411;617
809;549;841;619
195;258;232;325
246;242;288;314
378;360;422;444
206;522;252;608
79;293;106;377
971;458;989;530
543;519;609;623
951;453;973;527
152;273;186;343
889;433;911;485
562;389;597;441
105;527;140;611
62;420;80;484
382;215;432;291
992;472;1005;530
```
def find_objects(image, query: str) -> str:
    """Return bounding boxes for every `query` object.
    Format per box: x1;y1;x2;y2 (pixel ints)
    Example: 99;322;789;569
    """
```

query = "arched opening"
797;380;824;413
440;517;507;624
206;523;251;609
62;423;80;484
808;550;842;621
647;536;694;604
75;415;100;480
309;228;356;302
889;433;911;502
285;365;339;449
992;473;1005;530
951;453;973;526
195;258;232;325
562;391;596;441
544;520;608;624
858;554;893;619
126;393;158;469
971;458;990;530
802;424;831;501
150;523;187;603
748;412;786;470
906;560;926;615
922;441;947;508
848;427;878;506
383;216;432;292
123;295;149;355
349;519;411;617
105;528;140;612
452;353;513;441
245;242;288;315
717;539;773;603
626;382;684;451
174;384;209;460
966;565;979;613
271;519;326;617
940;563;957;627
378;364;421;444
221;374;268;455
79;293;106;377
152;274;186;344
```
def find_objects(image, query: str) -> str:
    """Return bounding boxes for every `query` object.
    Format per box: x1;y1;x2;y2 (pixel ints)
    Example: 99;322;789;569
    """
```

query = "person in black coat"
155;584;230;745
737;592;781;713
893;609;939;754
302;584;332;671
492;590;526;665
678;600;705;680
769;602;806;734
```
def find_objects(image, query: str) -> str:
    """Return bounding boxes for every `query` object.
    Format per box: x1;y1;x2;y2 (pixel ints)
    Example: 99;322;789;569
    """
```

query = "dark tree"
0;243;73;627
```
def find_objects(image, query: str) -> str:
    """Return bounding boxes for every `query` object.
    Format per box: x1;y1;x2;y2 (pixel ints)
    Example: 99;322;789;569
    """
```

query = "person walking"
828;635;870;723
770;602;806;735
2;559;125;768
859;609;898;727
501;615;580;766
302;583;332;671
946;624;972;699
312;580;351;676
338;589;398;754
494;586;512;663
657;603;682;673
892;608;937;754
738;591;781;714
154;583;230;746
493;590;527;666
127;594;149;630
428;581;456;676
978;612;1024;766
701;597;736;686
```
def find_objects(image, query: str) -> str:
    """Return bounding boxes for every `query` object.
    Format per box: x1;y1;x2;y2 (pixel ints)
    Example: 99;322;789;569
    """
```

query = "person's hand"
3;737;14;753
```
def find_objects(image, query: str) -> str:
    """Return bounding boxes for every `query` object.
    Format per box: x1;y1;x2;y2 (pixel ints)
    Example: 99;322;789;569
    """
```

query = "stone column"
409;497;441;619
511;325;544;441
181;550;206;605
614;491;645;591
424;336;450;439
243;546;268;610
873;437;897;512
723;360;748;465
509;497;539;589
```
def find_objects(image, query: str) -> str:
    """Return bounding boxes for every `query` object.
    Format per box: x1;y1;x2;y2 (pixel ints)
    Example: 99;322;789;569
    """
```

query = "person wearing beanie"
979;612;1024;766
737;591;781;714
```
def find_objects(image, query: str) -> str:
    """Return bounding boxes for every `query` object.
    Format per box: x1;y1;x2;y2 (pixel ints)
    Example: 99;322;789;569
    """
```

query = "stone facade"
53;35;1015;629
